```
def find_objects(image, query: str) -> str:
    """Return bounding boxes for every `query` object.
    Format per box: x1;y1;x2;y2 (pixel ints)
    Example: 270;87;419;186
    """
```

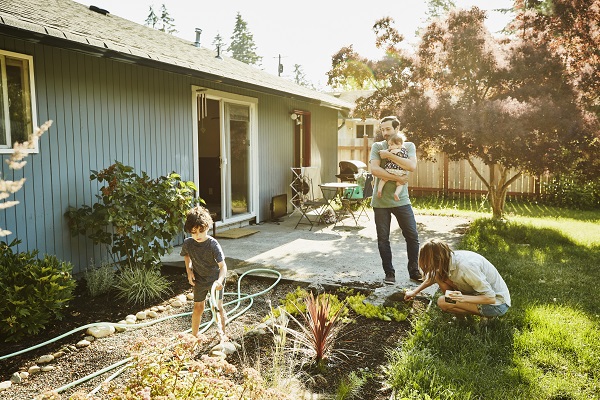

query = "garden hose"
0;268;282;396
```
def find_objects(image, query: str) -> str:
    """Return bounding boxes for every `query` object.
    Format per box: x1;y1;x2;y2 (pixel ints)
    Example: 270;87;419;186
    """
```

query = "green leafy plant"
83;261;116;297
269;287;348;320
0;239;75;342
345;291;409;322
335;370;370;400
65;161;198;269
113;267;172;306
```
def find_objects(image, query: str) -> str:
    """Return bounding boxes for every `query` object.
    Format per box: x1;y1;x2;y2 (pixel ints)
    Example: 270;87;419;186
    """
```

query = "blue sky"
75;0;514;89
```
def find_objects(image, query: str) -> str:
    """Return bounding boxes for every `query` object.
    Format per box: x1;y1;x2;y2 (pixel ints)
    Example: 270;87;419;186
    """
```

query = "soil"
0;263;428;399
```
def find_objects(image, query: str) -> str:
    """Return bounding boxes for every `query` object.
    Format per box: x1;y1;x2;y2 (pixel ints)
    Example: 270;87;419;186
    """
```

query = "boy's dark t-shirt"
180;236;224;285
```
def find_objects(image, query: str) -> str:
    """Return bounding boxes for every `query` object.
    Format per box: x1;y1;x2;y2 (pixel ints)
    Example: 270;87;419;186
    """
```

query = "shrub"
0;240;76;342
541;172;600;210
65;162;198;269
83;262;116;297
113;267;172;305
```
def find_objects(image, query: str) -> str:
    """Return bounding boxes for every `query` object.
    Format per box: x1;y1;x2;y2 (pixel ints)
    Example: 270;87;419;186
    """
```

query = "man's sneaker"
409;272;424;282
384;275;396;285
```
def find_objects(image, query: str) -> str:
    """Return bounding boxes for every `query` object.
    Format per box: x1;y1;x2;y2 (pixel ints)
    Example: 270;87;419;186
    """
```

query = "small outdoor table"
318;182;359;225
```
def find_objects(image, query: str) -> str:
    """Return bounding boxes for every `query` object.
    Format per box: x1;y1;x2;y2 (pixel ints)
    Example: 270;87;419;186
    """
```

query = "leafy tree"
510;0;600;116
426;0;456;19
227;12;262;66
212;33;227;53
508;0;600;179
328;8;595;219
158;4;177;33
144;5;158;29
145;4;177;34
292;64;314;89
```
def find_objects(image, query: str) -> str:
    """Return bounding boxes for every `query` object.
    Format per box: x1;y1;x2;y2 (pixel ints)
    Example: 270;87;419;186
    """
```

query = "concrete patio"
162;210;471;300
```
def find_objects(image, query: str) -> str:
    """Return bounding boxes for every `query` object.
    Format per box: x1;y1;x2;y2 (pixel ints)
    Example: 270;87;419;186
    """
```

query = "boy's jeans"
373;205;420;278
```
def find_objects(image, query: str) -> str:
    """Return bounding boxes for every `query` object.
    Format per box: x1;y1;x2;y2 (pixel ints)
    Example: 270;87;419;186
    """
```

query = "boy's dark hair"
184;206;213;233
380;116;400;129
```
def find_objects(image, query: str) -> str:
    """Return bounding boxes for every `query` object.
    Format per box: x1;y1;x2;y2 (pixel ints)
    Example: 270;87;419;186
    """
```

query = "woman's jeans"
373;205;420;277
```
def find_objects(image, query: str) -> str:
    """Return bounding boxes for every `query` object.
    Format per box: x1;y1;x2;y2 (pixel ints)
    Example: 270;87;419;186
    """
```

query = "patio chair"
292;174;327;230
341;173;373;225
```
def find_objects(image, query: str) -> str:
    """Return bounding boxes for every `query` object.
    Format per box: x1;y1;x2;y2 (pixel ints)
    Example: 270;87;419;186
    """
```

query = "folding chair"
341;173;373;225
292;173;327;230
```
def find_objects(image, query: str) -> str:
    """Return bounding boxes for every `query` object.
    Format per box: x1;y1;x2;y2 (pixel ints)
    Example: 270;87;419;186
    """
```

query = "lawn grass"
386;198;600;400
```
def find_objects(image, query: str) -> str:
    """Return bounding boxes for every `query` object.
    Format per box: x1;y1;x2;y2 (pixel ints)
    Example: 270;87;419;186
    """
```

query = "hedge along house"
0;0;352;273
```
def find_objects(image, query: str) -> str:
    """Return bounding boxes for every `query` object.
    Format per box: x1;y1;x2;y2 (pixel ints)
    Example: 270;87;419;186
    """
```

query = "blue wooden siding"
0;37;340;273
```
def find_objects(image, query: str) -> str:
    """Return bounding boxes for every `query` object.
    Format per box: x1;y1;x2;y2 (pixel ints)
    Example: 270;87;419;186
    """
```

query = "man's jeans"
373;205;420;277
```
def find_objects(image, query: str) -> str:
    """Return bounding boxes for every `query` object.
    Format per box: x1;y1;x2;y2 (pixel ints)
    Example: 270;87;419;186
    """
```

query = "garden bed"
0;264;428;399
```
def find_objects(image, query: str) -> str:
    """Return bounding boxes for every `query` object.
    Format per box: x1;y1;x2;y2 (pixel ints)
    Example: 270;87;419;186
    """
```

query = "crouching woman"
405;239;510;317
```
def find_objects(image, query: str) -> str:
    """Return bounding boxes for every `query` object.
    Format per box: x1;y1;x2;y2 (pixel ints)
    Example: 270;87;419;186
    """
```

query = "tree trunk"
467;158;523;219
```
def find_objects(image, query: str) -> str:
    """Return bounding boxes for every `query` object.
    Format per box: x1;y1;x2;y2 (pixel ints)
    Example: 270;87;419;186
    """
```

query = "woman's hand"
404;289;418;300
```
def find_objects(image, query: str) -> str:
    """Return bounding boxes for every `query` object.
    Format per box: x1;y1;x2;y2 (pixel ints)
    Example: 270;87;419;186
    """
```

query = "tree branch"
467;157;490;191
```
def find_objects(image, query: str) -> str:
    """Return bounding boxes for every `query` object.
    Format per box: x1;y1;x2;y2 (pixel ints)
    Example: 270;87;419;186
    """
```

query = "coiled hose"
0;268;282;396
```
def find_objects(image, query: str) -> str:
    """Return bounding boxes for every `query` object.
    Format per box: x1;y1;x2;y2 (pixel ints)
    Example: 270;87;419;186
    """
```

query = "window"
356;124;374;139
0;50;36;153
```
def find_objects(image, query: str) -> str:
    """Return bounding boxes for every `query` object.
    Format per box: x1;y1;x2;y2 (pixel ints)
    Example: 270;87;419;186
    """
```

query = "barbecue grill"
336;160;367;182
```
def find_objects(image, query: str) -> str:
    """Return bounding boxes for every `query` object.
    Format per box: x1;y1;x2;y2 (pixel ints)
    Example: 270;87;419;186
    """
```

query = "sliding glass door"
194;87;256;225
224;103;250;218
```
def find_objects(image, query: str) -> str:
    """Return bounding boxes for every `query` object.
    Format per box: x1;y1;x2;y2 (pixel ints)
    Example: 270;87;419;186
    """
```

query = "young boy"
180;206;228;340
375;133;409;201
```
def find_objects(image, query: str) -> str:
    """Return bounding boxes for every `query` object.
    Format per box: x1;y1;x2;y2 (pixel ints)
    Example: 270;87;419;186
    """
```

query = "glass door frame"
191;86;259;226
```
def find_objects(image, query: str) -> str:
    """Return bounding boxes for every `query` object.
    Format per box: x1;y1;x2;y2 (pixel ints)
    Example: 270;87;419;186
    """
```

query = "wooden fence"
337;137;549;198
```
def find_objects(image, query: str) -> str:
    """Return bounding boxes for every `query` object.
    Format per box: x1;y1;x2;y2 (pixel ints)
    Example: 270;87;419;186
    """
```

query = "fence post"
443;153;449;197
363;135;369;165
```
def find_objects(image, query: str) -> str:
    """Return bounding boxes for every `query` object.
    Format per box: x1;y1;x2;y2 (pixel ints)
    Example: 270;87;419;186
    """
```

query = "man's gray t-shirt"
180;236;224;285
370;140;416;208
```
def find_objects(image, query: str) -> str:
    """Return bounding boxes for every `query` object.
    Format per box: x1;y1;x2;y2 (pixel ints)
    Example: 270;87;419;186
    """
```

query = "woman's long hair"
418;239;453;282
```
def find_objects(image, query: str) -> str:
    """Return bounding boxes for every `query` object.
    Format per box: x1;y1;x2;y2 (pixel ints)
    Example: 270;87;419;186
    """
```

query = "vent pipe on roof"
216;45;222;60
194;28;202;47
89;5;109;15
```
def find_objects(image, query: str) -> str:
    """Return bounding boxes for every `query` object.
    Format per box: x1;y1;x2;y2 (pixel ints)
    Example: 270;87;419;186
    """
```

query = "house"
0;0;352;272
332;90;378;166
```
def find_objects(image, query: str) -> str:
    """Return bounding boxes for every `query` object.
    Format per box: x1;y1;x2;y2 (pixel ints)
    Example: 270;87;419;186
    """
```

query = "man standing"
370;116;422;284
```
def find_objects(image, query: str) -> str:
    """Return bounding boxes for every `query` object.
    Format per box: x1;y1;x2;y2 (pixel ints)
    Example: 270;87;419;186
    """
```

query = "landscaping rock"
209;350;226;359
147;310;158;318
186;292;194;300
84;335;95;342
135;311;147;320
0;381;11;391
87;325;115;338
76;339;91;348
170;300;183;308
211;341;237;355
52;351;65;359
10;372;22;384
36;355;54;364
18;372;29;380
28;366;40;374
40;365;55;372
115;321;127;332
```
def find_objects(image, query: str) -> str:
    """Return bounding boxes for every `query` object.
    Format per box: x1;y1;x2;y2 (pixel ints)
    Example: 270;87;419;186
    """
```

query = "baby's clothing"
383;147;408;175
